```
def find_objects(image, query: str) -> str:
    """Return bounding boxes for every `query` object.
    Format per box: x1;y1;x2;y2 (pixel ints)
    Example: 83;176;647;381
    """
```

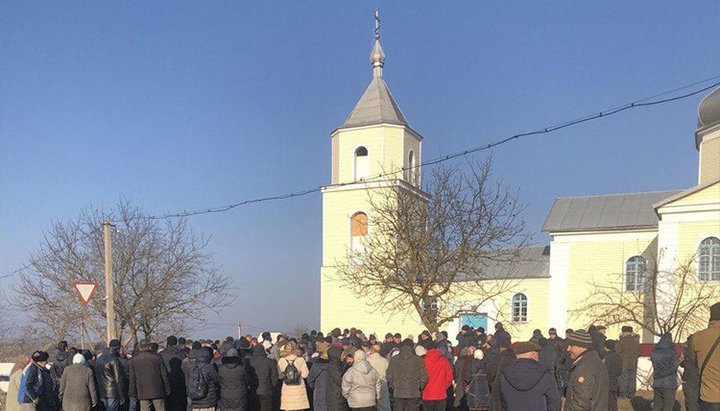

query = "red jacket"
422;348;453;400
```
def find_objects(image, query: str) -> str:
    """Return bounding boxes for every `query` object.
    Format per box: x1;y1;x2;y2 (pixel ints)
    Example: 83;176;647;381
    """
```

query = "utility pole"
237;322;242;339
103;221;117;342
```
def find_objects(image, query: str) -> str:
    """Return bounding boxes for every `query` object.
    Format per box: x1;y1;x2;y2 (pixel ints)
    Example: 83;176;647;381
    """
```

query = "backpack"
282;359;302;386
188;363;208;400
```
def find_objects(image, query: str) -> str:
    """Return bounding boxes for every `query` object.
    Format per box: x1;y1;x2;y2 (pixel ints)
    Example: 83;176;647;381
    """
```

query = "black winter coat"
499;358;561;411
160;346;186;409
50;351;72;395
247;345;278;396
466;358;489;410
386;344;427;399
218;356;250;411
326;347;350;411
651;334;680;390
129;351;170;401
189;348;220;409
307;359;330;411
486;348;516;411
604;350;622;393
565;350;609;411
96;350;126;400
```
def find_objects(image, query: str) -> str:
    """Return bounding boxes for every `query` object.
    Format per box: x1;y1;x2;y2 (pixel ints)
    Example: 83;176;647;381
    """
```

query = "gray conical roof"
698;86;720;130
339;76;410;130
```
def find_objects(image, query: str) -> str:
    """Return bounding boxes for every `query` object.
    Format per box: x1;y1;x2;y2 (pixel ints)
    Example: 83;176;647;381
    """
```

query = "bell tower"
320;12;425;332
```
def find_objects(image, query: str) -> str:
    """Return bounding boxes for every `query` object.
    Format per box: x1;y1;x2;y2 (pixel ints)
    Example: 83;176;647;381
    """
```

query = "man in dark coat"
588;325;607;360
326;346;350;411
247;343;278;411
499;341;560;411
128;340;170;411
160;335;186;411
96;339;127;411
650;333;680;411
387;342;428;411
456;325;476;350
379;333;397;358
188;347;219;410
486;330;515;411
49;341;71;405
603;340;622;411
20;351;55;410
616;325;640;399
181;342;202;411
564;330;609;411
217;349;250;411
547;328;568;391
681;335;700;411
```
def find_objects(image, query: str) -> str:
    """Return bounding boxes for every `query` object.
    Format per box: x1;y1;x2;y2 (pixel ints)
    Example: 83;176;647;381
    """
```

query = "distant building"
320;22;720;341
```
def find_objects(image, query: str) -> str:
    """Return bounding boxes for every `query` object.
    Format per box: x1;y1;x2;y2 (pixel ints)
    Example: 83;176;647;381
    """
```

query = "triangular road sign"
72;282;99;306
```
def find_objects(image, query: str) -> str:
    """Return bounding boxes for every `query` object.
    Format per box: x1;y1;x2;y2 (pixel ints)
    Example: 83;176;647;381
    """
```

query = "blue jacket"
500;358;561;411
651;335;680;390
18;363;43;403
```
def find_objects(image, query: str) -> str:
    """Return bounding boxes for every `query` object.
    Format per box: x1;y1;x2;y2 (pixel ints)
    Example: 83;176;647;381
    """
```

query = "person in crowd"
308;343;331;411
604;340;622;411
436;332;454;365
421;339;453;411
686;302;720;410
530;329;544;345
277;341;310;411
59;353;98;411
128;340;170;411
588;325;607;360
379;333;396;358
217;348;250;411
486;330;515;411
160;335;187;411
650;333;680;411
616;325;641;399
96;339;127;411
537;337;556;373
456;325;475;350
365;344;390;411
342;349;381;411
681;334;700;411
49;341;71;405
564;330;609;411
7;355;30;411
326;346;350;411
453;345;475;409
270;335;288;362
182;342;203;411
188;347;219;411
387;339;427;411
248;343;279;411
466;349;489;411
499;341;560;411
19;350;54;410
414;346;427;358
546;328;568;393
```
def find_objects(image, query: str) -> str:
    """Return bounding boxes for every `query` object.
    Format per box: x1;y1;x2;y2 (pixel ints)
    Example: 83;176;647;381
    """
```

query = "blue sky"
2;2;720;337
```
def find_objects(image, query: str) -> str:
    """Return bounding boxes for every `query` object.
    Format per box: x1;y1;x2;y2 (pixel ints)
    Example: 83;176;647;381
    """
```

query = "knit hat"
109;339;121;349
566;330;593;348
415;345;427;357
495;330;511;348
710;302;720;321
514;341;541;355
621;326;633;333
73;353;86;364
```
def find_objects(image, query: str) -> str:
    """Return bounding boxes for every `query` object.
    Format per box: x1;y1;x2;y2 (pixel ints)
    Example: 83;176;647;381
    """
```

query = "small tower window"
511;293;528;322
350;212;368;256
354;146;370;181
625;256;648;291
407;150;417;185
698;237;720;281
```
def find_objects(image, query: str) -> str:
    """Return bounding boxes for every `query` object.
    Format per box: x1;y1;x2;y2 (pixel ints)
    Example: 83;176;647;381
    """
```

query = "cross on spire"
370;10;385;78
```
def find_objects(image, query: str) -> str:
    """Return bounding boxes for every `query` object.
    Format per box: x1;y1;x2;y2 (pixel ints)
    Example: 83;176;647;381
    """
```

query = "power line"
138;77;720;221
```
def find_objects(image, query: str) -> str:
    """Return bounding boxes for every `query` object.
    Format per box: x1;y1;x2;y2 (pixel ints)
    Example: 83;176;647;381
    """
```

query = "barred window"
698;237;720;281
511;293;528;322
625;256;647;291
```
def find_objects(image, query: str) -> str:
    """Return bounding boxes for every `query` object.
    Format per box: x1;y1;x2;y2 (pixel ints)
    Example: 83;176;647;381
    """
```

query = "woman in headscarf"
58;353;98;411
6;355;30;411
466;349;489;411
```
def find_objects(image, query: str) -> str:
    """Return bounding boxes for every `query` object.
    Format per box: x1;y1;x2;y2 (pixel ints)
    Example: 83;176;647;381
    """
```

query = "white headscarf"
73;353;86;364
474;349;484;360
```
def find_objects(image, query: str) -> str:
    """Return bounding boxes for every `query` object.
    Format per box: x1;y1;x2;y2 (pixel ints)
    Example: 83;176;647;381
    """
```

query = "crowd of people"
4;302;720;411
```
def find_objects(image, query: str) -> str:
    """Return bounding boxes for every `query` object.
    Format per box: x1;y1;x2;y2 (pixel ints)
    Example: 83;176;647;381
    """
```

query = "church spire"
370;10;385;78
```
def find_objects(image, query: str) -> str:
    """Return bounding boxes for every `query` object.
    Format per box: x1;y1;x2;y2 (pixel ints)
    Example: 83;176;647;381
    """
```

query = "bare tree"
335;159;531;334
572;251;719;342
14;201;235;344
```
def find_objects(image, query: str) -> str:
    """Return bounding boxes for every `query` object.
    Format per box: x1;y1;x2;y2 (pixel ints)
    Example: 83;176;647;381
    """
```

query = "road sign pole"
104;221;117;342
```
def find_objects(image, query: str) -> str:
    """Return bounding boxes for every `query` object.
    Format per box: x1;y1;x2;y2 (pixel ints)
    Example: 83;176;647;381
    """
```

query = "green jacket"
565;350;609;411
688;321;720;403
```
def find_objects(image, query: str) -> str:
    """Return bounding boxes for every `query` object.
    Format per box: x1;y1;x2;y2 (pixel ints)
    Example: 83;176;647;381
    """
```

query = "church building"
320;21;720;342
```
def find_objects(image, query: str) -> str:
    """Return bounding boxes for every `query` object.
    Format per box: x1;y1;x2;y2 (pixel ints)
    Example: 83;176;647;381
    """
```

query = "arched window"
625;256;647;291
354;146;370;181
511;293;528;322
407;150;417;185
350;212;368;255
698;236;720;281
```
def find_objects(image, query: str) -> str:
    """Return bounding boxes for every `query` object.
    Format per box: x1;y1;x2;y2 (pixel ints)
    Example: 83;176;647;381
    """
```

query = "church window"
350;212;368;257
625;256;648;291
354;146;370;181
698;237;720;281
407;150;417;185
511;293;528;322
